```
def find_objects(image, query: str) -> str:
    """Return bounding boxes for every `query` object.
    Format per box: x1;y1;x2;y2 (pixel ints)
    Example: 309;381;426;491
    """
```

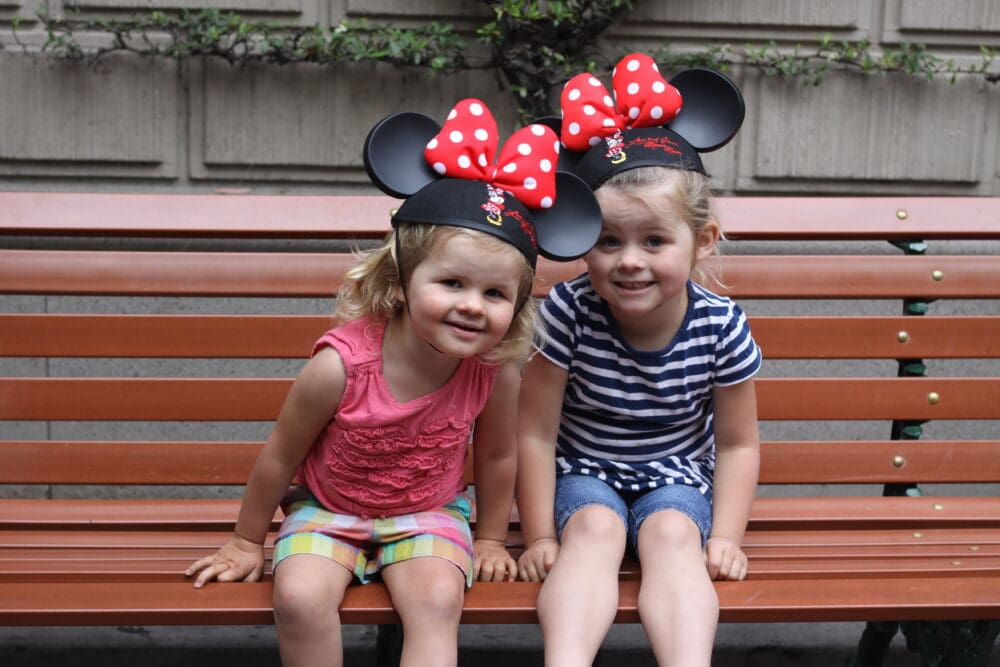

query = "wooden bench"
1;192;999;665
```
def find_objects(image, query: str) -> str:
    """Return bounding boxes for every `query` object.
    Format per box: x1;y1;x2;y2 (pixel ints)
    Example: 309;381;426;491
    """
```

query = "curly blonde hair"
334;223;538;364
597;166;723;288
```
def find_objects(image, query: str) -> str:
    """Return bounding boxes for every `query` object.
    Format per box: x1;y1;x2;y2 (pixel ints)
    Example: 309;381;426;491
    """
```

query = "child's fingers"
184;554;217;577
477;556;516;582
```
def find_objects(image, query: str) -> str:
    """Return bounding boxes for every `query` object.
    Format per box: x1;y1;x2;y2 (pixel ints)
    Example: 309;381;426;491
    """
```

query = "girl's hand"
185;535;265;588
704;536;748;581
517;537;559;582
473;538;517;582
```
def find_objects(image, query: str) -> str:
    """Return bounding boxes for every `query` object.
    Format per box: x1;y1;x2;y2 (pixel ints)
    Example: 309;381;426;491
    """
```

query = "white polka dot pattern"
559;53;682;152
424;98;558;209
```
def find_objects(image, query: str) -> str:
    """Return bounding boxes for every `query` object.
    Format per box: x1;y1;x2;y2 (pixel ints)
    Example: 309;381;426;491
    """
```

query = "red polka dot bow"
560;53;683;152
424;99;559;209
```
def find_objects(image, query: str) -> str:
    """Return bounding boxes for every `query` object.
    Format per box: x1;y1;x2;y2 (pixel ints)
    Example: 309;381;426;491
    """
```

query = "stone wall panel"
0;53;178;179
191;59;518;184
740;70;994;193
883;0;1000;45
65;0;313;17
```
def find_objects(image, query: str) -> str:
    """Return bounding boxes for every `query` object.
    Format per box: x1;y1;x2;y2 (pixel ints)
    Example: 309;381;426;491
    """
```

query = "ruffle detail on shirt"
324;417;470;515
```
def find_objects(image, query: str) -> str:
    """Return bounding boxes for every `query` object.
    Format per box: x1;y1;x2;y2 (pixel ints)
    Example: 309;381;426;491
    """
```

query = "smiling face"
586;173;718;341
401;231;524;359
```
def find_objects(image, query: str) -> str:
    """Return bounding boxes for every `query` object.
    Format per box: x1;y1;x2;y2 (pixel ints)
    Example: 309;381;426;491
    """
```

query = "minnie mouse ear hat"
364;99;602;269
555;53;745;189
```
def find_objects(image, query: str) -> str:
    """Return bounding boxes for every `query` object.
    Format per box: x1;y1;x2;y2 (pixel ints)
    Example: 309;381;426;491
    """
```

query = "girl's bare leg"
636;510;718;667
537;506;627;667
272;553;354;667
382;556;466;667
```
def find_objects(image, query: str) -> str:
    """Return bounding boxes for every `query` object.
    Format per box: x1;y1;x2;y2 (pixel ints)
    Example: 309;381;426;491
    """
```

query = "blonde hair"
597;166;722;287
335;223;538;364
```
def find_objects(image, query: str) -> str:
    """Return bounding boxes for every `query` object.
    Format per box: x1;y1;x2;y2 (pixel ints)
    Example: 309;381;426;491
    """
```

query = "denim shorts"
554;474;713;554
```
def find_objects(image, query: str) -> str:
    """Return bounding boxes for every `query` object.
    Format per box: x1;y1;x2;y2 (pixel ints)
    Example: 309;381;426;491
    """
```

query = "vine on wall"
9;3;999;121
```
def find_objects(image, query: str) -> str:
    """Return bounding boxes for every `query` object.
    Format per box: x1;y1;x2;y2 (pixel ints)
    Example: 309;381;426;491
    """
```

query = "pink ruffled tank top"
297;317;502;519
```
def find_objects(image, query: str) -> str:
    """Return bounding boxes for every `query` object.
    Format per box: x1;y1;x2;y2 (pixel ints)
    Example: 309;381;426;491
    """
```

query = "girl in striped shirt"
516;54;761;666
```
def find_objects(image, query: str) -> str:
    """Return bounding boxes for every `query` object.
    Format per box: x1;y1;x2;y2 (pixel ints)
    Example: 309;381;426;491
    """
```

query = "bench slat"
5;314;998;360
709;255;1000;299
2;439;997;485
1;576;998;626
3;552;997;583
3;193;998;241
4;250;1000;299
4;377;997;421
0;193;395;239
0;250;584;298
0;314;330;358
4;527;995;550
1;496;995;530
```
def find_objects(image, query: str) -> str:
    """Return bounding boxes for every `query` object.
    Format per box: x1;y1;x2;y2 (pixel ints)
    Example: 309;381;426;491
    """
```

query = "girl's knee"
272;559;349;627
638;509;702;552
387;559;464;625
416;576;464;622
563;505;626;545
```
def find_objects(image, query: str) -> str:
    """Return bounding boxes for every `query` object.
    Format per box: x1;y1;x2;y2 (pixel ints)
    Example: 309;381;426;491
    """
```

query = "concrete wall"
0;0;998;194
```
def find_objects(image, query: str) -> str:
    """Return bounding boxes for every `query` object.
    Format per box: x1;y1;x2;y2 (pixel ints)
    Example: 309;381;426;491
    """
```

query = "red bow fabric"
424;99;559;209
560;53;683;152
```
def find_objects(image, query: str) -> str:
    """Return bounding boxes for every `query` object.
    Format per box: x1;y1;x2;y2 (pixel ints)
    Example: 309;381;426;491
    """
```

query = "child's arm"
705;378;760;581
186;347;346;587
514;353;568;582
470;361;520;582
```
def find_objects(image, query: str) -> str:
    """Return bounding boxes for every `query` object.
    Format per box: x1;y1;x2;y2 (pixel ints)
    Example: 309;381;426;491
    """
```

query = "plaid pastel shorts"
272;487;475;587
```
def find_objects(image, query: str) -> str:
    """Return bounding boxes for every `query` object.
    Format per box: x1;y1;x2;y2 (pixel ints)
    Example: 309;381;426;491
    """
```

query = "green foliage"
478;0;634;120
11;5;999;121
22;8;467;72
652;34;999;88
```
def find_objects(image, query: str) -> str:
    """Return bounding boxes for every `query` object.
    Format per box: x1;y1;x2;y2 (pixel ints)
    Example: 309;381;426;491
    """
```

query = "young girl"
515;54;761;666
186;98;601;667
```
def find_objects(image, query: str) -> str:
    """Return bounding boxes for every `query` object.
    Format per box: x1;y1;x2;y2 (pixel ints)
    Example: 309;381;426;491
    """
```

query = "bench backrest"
2;193;999;495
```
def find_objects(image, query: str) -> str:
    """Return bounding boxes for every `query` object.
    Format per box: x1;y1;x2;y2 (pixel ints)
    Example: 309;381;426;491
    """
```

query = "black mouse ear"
363;112;441;198
532;172;602;262
533;115;586;175
668;68;745;152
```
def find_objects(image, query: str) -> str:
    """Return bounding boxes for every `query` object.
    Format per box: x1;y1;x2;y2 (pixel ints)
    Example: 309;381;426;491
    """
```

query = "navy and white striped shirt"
537;275;762;495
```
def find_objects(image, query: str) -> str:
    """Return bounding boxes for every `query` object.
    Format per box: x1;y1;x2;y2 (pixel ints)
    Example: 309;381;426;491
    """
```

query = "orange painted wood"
0;530;268;549
3;552;997;584
0;250;584;298
708;255;1000;299
0;192;396;239
1;576;998;626
0;441;262;485
742;527;1000;548
3;376;996;421
715;196;1000;241
747;496;1000;529
3;193;998;241
755;440;1000;484
0;499;272;530
0;314;331;358
750;316;1000;360
0;249;355;297
754;378;1000;421
5;314;998;360
0;378;290;420
2;526;995;552
1;496;995;531
5;250;1000;299
3;439;997;485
